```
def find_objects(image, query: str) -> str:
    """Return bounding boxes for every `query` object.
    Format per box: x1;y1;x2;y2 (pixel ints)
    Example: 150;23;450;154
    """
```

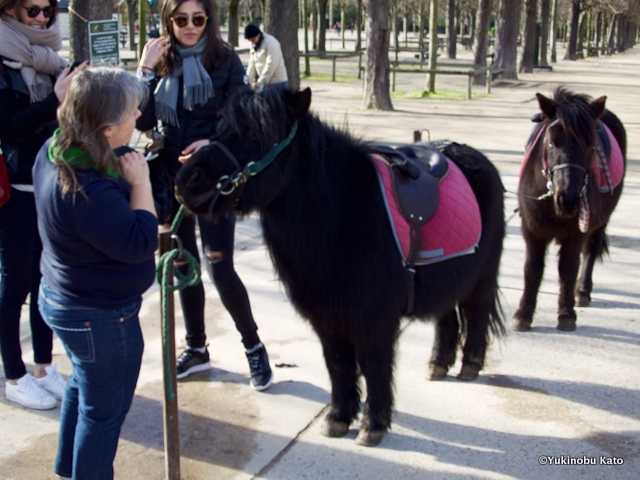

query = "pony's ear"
285;88;312;122
536;93;556;119
590;96;607;119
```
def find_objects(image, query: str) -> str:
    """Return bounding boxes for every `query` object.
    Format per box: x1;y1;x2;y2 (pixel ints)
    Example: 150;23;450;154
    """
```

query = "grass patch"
391;89;469;100
302;73;360;83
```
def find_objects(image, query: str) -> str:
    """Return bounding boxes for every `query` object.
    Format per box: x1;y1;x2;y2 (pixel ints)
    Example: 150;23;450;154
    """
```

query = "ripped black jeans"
174;213;259;350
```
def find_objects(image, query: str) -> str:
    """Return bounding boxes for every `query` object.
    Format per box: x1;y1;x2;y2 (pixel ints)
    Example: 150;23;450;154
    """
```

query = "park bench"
301;50;364;81
389;65;504;99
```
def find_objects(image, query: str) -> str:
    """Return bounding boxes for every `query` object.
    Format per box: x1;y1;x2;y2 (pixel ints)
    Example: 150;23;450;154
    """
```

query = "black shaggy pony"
175;87;506;446
514;88;626;332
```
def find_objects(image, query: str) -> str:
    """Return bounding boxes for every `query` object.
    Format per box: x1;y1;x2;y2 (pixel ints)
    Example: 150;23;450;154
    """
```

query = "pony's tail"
457;282;507;341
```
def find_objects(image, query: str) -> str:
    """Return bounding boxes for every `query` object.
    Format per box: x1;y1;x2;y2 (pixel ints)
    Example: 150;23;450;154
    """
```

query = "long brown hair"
54;67;147;199
156;0;231;76
0;0;59;28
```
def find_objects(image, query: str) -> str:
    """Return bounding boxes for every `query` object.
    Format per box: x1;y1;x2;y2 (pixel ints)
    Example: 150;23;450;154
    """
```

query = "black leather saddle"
370;142;451;315
370;143;449;227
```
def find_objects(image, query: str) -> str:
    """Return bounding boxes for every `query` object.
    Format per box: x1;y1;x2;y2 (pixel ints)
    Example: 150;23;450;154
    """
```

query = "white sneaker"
36;364;67;400
5;373;57;410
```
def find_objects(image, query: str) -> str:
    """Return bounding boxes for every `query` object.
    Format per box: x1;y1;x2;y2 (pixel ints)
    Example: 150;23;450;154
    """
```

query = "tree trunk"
69;0;114;62
228;0;240;47
362;0;393;110
318;0;328;51
519;0;537;72
304;0;311;75
550;0;558;62
124;0;136;52
312;0;318;50
138;0;147;60
341;6;346;48
606;14;618;55
266;0;300;90
447;0;456;59
418;0;426;49
473;0;492;85
356;0;363;51
495;0;521;79
566;0;580;60
539;0;550;65
426;0;438;92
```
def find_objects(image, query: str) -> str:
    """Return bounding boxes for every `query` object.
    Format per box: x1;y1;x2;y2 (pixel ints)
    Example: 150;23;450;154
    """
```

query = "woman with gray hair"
34;67;157;479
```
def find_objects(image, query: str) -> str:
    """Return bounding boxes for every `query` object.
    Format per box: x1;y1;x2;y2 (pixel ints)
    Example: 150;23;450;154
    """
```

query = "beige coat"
246;32;288;86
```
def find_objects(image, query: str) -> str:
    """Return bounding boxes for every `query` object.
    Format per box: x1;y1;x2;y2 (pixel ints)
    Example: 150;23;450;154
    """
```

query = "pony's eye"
548;141;555;149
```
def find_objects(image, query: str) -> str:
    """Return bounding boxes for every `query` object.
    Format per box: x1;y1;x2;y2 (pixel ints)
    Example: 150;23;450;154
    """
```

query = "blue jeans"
38;282;144;480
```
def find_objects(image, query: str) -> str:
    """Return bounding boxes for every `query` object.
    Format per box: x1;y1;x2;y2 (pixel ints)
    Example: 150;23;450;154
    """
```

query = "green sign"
88;19;120;66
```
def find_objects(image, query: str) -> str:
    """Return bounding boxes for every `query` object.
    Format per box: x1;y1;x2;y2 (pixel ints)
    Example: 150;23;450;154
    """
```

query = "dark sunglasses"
22;5;56;18
171;14;208;28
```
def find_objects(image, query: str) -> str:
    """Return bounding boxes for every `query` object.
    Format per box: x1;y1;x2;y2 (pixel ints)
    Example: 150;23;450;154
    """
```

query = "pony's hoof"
428;364;448;381
457;363;480;381
576;294;590;307
320;419;349;438
355;429;385;446
557;318;577;331
511;318;532;332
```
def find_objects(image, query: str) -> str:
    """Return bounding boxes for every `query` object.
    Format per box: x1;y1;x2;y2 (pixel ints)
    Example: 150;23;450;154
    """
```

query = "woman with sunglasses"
137;0;274;390
0;0;80;410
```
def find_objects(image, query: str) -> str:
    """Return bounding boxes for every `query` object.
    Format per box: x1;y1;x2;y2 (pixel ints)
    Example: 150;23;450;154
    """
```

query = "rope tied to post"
155;205;201;400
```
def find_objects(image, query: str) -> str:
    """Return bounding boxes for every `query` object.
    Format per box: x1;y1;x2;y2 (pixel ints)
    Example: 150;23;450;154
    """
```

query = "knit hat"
244;24;261;39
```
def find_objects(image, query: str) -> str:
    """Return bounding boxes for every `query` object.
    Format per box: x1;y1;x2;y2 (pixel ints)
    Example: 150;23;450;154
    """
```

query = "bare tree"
69;0;113;62
519;0;538;72
318;0;329;51
363;0;393;110
550;0;558;61
266;0;300;90
447;0;457;59
566;0;581;59
539;0;550;65
495;0;521;78
123;0;136;52
356;0;363;51
228;0;240;47
426;0;439;92
473;0;492;85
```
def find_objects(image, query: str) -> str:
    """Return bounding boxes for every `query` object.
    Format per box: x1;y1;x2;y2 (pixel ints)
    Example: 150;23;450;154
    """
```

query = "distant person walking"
244;24;287;91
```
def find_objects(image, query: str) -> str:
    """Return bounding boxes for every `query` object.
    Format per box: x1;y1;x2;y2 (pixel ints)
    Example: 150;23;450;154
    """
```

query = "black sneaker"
176;347;211;379
245;343;273;391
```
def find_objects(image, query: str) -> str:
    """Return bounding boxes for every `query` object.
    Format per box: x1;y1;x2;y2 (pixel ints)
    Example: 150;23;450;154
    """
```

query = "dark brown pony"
174;87;506;446
514;88;626;332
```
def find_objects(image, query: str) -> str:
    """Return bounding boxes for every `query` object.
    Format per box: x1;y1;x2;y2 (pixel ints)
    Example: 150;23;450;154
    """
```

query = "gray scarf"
155;36;214;127
0;15;67;102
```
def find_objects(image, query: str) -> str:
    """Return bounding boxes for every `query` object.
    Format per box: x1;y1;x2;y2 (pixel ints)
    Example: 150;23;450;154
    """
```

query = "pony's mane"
552;87;597;149
217;87;368;176
217;87;293;152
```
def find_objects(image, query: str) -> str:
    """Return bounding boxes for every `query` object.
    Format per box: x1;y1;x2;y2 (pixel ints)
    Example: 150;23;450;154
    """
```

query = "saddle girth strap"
404;226;422;316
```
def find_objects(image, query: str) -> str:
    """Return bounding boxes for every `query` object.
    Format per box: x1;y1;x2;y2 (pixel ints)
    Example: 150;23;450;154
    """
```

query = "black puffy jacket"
137;48;250;177
0;57;59;185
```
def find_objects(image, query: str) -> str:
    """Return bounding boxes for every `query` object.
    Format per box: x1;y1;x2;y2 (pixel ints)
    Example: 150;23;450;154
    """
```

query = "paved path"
1;43;639;479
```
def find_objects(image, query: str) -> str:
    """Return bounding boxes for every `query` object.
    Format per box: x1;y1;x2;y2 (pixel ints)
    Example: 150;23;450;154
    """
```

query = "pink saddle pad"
372;155;482;266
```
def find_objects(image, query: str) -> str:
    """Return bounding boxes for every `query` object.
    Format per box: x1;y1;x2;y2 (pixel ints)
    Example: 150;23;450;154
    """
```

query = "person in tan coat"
244;24;288;90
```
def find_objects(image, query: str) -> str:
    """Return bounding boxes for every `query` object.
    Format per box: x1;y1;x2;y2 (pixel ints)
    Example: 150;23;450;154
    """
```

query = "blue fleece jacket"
33;138;158;307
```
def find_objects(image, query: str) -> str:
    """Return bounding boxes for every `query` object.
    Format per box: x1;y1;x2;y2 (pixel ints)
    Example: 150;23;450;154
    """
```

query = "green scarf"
48;128;119;178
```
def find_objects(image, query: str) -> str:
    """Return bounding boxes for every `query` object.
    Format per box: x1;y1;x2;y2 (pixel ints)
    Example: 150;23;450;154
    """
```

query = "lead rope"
155;205;201;400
